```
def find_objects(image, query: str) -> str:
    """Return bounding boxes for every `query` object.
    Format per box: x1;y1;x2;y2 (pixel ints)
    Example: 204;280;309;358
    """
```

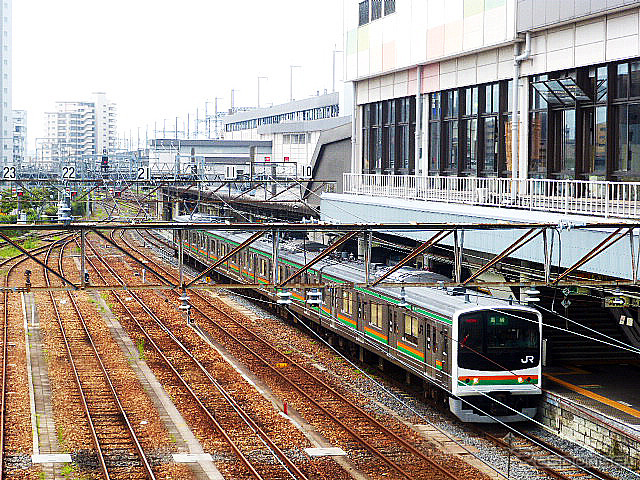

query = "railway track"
114;229;475;480
138;228;636;480
42;238;156;480
477;426;622;480
83;234;318;480
0;232;69;479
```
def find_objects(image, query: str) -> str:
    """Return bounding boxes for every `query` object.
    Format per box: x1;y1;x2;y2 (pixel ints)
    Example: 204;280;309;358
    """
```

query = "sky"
13;0;345;153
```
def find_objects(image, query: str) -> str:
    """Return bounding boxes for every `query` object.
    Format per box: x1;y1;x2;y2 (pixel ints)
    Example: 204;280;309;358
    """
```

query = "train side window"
342;290;353;315
426;324;431;350
432;328;437;352
404;314;419;344
370;303;383;328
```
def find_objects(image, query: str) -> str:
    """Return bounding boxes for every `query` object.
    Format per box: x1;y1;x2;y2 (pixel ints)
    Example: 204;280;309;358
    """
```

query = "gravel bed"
530;427;638;480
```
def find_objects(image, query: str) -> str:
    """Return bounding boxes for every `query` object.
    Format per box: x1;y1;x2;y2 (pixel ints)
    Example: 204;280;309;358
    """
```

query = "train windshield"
458;310;540;371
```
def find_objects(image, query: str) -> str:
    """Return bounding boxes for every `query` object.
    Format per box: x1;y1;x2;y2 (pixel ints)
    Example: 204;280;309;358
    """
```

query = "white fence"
343;173;640;219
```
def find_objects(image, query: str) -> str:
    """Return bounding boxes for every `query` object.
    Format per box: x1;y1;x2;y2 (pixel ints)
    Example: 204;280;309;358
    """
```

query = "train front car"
450;306;542;423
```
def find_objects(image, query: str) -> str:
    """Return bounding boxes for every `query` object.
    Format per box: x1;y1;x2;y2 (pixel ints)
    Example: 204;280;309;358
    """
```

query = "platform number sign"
2;165;16;180
61;165;77;180
136;166;151;181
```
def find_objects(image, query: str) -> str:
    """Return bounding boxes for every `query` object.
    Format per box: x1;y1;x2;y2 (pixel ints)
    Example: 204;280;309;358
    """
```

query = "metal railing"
343;173;640;219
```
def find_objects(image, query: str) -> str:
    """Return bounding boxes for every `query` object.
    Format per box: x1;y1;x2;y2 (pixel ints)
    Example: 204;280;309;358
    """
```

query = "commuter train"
174;220;543;423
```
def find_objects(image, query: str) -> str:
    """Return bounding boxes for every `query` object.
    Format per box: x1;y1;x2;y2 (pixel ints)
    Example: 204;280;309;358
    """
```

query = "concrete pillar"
406;371;411;386
357;236;366;261
359;346;364;363
172;200;180;220
377;356;384;372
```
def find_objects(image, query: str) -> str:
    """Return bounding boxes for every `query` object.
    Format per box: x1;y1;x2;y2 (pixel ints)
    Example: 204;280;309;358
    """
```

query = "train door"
433;324;448;386
357;294;368;334
388;307;400;352
425;323;434;378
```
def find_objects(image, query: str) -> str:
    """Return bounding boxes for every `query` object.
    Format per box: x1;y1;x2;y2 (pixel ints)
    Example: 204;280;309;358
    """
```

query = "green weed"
136;338;145;360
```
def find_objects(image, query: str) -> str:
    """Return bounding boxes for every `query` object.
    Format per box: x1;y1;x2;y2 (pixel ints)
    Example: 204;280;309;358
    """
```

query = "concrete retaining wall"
539;392;640;470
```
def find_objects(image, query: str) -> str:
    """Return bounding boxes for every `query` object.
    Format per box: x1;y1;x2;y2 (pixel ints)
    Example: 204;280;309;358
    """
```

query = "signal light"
16;190;23;197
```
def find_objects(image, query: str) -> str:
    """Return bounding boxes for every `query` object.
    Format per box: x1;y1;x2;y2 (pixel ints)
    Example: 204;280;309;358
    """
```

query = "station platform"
544;364;640;428
539;363;640;469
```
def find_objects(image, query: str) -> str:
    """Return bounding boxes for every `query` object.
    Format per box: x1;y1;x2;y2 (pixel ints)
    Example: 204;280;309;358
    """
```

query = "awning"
532;77;591;106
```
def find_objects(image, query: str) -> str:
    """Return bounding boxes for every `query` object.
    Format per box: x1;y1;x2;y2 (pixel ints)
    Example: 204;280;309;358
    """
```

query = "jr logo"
521;355;535;364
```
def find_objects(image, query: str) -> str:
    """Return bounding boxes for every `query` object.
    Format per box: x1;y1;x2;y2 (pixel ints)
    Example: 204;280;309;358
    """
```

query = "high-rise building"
1;0;12;165
12;109;25;164
43;92;117;165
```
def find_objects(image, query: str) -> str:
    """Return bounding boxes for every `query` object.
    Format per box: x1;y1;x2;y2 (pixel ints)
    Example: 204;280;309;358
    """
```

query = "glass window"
459;310;539;371
483;117;497;173
631;62;640;98
430;92;441;118
616;104;629;172
617;63;629;98
595;107;607;174
463;119;477;172
404;314;419;343
597;66;608;102
485;83;499;114
399;125;410;169
359;0;369;25
446;90;458;117
370;303;383;328
561;109;576;174
429;122;441;173
342;290;353;315
630;103;640;173
371;0;382;19
384;0;395;14
446;120;458;171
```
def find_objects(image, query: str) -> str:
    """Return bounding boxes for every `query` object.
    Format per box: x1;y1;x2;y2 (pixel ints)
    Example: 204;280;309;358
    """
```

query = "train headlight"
473;378;479;385
518;377;523;384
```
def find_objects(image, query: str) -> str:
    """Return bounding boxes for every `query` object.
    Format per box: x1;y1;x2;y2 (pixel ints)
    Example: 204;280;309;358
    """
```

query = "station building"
344;0;640;182
324;0;640;281
223;93;351;178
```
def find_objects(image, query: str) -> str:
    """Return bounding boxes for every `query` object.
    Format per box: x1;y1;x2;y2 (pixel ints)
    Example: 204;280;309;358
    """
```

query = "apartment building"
1;0;11;165
43;92;117;166
12;109;24;164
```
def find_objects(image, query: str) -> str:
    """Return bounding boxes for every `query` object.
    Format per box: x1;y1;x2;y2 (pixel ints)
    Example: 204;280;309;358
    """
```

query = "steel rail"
62;240;156;480
126;230;461;480
101;233;311;480
0;233;74;480
43;238;112;478
478;427;619;480
83;236;290;480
